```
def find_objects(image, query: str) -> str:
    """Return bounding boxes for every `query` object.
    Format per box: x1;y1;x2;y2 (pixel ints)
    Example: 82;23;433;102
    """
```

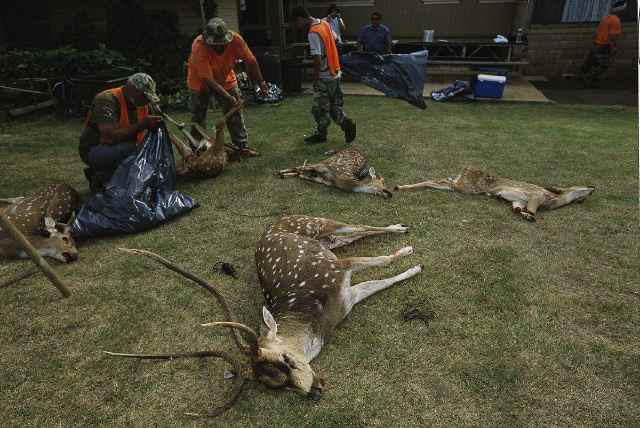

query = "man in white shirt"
324;4;346;48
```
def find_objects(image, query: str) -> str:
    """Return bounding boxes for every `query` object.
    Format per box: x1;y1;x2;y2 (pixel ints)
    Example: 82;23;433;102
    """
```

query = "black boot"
304;132;327;144
342;118;356;144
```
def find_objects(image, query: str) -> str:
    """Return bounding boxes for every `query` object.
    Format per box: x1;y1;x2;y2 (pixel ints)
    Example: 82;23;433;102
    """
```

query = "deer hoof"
396;246;414;257
521;212;536;222
410;264;424;275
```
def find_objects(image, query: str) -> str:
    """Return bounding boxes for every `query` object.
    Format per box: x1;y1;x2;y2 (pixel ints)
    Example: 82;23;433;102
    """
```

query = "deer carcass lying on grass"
395;167;595;222
105;215;422;415
163;104;242;179
279;149;393;198
0;183;79;262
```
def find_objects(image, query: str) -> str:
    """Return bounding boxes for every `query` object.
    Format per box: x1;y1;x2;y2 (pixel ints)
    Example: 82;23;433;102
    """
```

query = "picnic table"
394;38;528;66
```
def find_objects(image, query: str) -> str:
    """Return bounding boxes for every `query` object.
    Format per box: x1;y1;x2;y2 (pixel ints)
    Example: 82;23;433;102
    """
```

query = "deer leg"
521;196;543;222
0;197;25;205
278;167;301;178
351;265;423;305
511;200;526;214
320;223;409;249
548;187;595;210
341;246;413;272
395;179;454;191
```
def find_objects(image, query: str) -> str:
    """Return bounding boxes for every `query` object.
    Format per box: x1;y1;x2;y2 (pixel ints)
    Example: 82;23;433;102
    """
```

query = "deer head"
354;167;392;198
200;306;324;400
30;216;78;263
1;184;80;263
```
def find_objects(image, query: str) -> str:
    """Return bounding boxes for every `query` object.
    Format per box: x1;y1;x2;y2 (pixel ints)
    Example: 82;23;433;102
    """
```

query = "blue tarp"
71;124;198;239
431;80;472;102
340;50;428;109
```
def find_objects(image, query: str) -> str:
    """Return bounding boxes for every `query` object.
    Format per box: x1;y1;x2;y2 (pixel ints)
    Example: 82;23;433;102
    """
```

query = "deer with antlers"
105;215;422;415
278;149;393;198
0;183;80;262
395;167;595;222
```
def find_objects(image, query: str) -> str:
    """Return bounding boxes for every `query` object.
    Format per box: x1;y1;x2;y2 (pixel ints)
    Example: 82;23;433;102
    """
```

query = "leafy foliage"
0;47;134;81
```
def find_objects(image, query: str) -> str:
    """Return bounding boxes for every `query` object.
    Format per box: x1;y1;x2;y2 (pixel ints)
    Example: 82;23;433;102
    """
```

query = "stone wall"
524;23;638;81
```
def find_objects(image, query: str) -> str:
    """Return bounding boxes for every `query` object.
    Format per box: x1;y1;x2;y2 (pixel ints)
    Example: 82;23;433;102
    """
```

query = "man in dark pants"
187;18;268;156
580;0;626;87
79;73;162;193
292;7;356;145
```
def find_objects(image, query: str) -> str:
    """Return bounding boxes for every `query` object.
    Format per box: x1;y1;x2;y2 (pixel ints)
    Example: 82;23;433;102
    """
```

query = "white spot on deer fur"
331;278;336;283
322;284;329;288
314;273;320;278
299;281;306;287
324;273;329;278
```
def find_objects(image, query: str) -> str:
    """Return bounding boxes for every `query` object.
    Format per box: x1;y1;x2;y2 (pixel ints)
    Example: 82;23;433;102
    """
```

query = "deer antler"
103;349;246;417
117;248;251;355
201;321;259;356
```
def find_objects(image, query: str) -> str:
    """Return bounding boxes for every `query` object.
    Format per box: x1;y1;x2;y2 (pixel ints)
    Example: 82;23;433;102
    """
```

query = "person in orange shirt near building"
187;18;268;157
292;7;356;145
580;0;627;87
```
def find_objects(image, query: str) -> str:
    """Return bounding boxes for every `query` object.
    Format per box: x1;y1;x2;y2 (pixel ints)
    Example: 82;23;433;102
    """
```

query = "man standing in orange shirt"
580;0;626;87
187;18;268;156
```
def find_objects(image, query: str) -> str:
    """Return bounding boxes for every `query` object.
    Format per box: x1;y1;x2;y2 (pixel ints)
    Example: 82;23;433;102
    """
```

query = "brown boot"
239;147;259;157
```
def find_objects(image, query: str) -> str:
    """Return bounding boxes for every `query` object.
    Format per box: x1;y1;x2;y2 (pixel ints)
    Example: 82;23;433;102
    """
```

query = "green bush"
0;46;135;80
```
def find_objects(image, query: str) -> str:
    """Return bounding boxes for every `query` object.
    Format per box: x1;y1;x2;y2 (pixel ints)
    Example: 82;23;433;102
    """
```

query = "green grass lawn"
0;96;638;427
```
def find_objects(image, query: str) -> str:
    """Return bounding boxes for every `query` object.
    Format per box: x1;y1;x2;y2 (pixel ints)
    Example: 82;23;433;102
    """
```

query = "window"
307;1;375;6
562;0;611;22
421;0;461;4
532;0;637;24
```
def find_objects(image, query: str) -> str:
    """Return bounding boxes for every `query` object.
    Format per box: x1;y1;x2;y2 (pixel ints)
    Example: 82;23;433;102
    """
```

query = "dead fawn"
0;183;79;262
279;149;393;198
105;215;422;416
396;166;595;222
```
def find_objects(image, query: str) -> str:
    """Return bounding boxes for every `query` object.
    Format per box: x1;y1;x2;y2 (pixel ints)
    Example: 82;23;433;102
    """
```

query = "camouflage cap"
203;18;233;45
127;72;160;104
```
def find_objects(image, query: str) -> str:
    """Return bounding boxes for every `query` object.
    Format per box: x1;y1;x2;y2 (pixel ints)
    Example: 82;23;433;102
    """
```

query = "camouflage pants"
312;78;346;135
580;45;612;87
190;86;248;148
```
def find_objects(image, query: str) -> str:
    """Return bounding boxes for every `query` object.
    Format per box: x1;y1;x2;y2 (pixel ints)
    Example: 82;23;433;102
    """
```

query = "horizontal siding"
306;0;528;39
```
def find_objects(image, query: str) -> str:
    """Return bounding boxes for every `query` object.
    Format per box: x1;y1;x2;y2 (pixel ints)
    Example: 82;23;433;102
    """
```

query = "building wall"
48;0;238;42
524;23;638;80
305;0;528;40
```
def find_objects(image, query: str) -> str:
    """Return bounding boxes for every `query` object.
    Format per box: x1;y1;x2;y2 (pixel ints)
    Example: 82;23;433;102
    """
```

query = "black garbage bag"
431;80;472;102
340;50;428;109
71;124;198;240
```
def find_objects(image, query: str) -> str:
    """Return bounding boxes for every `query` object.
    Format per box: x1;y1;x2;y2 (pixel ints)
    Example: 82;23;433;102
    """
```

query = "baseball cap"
127;72;160;104
203;18;233;45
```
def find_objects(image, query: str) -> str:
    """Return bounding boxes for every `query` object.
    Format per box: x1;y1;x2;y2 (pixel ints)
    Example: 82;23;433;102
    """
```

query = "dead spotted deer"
0;183;80;262
396;166;595;222
105;215;422;416
163;104;242;178
279;149;393;198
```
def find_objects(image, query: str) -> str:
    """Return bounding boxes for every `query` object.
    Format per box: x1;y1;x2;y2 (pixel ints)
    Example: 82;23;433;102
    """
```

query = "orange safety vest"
309;20;341;76
86;86;149;144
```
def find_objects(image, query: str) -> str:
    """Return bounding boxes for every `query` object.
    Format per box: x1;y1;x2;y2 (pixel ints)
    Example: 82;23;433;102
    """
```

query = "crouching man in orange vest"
292;7;356;145
79;73;163;192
